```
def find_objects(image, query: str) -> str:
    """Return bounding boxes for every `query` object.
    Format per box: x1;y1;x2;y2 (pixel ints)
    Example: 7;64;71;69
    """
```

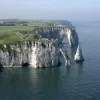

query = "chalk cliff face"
30;39;61;68
66;28;79;47
0;39;70;68
0;24;84;68
0;41;32;67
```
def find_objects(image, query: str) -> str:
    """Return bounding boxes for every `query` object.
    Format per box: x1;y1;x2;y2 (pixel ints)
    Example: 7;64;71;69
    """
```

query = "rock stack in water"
74;45;84;63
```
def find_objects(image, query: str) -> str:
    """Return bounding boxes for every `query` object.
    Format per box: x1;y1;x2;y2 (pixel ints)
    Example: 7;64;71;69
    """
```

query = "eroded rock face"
66;28;79;47
0;39;70;68
37;27;79;48
0;41;32;67
0;25;84;68
30;39;61;68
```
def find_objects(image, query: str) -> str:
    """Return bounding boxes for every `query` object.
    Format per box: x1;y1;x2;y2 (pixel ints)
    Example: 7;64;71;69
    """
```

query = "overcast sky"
0;0;99;21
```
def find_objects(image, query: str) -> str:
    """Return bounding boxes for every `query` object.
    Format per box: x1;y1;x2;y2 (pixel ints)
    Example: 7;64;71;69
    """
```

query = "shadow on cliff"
22;62;30;68
0;63;4;72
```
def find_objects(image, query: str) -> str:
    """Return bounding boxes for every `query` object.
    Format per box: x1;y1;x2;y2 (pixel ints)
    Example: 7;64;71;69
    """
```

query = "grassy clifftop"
0;20;70;44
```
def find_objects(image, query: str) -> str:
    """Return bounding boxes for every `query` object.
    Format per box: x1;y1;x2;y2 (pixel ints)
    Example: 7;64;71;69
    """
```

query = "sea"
0;21;100;100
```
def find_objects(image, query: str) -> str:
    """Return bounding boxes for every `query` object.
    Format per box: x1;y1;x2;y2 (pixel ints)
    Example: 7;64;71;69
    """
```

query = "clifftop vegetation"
0;19;71;44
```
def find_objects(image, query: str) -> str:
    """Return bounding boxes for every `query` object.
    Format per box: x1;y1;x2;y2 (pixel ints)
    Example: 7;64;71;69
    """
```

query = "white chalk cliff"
0;23;84;68
30;39;61;68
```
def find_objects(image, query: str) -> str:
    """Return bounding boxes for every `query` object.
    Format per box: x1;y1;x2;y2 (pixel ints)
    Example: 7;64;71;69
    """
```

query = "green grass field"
0;21;49;44
0;25;33;33
0;20;60;45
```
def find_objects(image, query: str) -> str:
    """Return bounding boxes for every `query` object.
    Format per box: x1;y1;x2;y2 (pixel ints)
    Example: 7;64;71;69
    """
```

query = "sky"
0;0;100;21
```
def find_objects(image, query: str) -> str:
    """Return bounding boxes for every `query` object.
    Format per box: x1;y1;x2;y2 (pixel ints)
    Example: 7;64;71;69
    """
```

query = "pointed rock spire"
74;45;84;62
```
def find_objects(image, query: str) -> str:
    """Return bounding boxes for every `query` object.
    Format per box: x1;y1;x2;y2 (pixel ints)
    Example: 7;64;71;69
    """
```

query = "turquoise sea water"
0;21;100;100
